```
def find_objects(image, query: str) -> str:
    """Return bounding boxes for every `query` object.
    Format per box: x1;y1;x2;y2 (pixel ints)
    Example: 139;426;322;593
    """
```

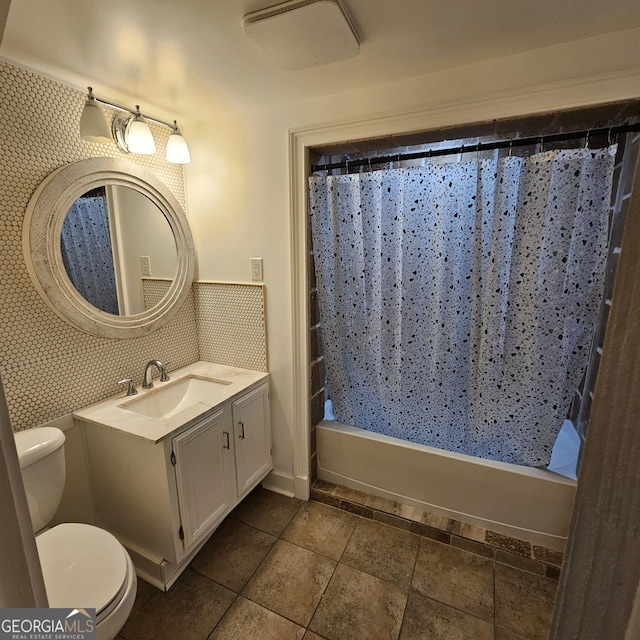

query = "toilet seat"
36;523;129;621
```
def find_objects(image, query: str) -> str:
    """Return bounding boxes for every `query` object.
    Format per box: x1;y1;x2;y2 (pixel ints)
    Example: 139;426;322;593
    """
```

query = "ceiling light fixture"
243;0;360;70
79;87;190;164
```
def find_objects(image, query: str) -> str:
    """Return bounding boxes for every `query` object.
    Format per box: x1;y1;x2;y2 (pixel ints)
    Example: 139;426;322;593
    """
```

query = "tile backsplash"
195;282;268;372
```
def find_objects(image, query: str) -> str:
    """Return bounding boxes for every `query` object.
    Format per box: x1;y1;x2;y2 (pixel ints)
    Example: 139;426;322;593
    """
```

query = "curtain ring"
584;130;590;149
508;139;513;157
539;137;544;153
607;128;613;147
345;158;349;173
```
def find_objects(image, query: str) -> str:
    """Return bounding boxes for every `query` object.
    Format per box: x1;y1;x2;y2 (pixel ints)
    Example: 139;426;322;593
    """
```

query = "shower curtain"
309;146;616;467
61;194;119;315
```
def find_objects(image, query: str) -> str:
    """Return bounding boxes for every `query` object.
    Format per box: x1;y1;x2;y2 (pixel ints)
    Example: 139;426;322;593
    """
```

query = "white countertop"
73;361;270;443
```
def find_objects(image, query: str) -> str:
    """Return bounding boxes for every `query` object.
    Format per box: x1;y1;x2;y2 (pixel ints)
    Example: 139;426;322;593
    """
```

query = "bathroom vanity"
73;361;271;590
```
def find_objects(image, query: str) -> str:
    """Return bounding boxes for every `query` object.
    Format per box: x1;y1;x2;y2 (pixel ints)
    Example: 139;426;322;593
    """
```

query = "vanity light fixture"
113;107;156;155
166;121;191;164
79;87;190;164
79;87;112;143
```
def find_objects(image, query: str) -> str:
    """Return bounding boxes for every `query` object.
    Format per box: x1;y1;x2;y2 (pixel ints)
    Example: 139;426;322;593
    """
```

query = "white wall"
184;27;640;495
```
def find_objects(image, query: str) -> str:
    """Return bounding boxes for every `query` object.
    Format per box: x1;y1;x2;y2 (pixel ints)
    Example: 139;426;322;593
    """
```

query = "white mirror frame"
23;158;195;339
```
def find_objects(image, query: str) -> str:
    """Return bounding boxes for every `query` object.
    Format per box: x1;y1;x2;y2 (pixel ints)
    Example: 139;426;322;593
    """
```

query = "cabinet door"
172;410;229;550
233;383;272;497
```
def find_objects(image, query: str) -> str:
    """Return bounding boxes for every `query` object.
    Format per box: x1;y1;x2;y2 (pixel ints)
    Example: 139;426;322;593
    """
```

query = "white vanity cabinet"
232;383;272;498
173;381;272;547
172;409;231;550
80;374;271;590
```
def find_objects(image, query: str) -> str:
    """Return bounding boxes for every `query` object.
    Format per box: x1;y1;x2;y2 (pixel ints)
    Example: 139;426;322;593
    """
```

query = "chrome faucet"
142;360;169;389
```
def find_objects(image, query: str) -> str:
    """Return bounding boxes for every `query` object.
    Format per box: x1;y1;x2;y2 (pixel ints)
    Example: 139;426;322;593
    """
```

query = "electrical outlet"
140;256;151;276
250;258;263;282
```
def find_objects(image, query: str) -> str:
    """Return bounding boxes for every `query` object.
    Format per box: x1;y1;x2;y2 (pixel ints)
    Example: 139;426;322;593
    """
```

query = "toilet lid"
36;523;128;615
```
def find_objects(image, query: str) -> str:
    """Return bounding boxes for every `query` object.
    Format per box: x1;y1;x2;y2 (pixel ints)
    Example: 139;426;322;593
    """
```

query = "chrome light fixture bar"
79;87;191;164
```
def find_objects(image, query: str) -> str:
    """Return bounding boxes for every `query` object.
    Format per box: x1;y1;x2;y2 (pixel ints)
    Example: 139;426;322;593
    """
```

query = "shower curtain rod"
310;122;640;173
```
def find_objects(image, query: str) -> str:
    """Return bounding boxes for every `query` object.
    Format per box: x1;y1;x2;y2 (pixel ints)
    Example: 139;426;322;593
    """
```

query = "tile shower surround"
116;486;558;640
0;59;267;431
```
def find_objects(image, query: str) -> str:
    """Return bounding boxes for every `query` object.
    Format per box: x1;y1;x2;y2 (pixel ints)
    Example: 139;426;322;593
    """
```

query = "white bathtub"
317;420;577;551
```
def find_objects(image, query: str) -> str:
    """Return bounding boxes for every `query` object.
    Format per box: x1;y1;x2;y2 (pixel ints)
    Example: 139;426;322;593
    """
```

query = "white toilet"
14;426;137;640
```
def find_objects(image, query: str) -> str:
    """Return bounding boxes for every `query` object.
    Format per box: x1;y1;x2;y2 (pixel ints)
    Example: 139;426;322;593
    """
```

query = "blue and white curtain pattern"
61;195;119;315
309;146;616;467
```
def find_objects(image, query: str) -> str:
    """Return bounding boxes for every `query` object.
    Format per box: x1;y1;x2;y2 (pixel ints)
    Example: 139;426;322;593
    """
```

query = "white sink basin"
122;376;231;419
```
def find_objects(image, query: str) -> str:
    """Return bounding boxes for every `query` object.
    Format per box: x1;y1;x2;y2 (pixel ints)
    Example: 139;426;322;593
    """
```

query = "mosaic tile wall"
0;59;202;430
194;282;268;372
142;278;172;311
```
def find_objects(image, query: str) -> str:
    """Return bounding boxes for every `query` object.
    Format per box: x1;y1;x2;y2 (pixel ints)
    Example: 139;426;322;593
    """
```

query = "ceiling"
2;0;640;118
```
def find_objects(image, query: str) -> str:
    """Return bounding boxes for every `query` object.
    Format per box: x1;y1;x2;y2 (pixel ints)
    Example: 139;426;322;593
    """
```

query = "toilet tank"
14;427;66;533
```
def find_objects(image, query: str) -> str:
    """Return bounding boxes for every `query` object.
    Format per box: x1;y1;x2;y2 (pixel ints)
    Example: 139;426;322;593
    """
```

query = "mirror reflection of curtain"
60;190;119;315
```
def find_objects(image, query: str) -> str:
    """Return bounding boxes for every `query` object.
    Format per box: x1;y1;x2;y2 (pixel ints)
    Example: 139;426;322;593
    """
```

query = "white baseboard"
261;470;298;497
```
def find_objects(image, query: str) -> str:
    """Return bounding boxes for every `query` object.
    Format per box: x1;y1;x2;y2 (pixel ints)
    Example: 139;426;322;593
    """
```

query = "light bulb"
126;107;156;155
166;123;191;164
79;88;111;143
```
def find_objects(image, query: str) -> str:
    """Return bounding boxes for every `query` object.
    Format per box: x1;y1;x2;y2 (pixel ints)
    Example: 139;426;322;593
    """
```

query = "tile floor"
117;487;558;640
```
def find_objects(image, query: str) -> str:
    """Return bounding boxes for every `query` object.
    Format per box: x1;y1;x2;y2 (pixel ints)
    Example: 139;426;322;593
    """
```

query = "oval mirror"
24;158;195;339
